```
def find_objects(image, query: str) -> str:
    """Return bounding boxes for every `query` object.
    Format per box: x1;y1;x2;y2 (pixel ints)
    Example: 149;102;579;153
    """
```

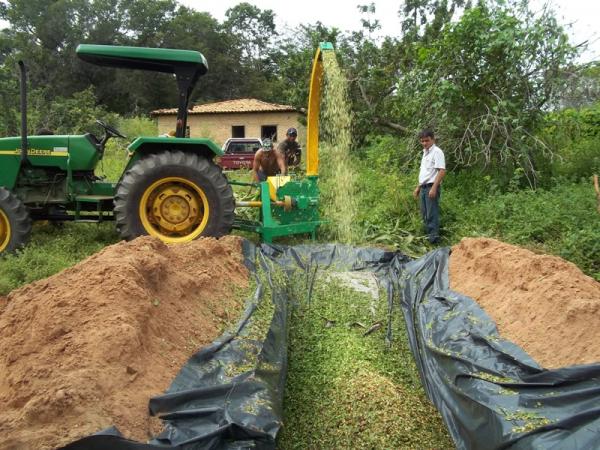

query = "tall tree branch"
355;79;410;133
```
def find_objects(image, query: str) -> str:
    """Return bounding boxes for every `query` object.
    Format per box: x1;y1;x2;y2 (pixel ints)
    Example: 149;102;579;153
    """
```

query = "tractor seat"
85;133;100;147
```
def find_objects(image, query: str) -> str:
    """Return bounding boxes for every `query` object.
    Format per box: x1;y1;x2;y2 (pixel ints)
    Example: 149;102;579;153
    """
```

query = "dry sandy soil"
450;237;600;369
0;235;248;450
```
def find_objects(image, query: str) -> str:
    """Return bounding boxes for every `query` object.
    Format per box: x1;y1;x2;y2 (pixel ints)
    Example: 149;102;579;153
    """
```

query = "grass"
353;156;600;280
278;273;452;449
0;222;119;295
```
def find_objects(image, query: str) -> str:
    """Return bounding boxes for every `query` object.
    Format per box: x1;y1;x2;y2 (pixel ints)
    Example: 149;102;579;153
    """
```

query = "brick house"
151;98;305;148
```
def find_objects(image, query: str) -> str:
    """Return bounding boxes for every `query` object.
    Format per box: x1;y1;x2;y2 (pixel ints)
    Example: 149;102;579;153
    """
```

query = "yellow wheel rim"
139;177;210;244
0;209;11;253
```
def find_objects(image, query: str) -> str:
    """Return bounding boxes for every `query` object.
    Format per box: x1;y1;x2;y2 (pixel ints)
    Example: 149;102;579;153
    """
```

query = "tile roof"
151;98;298;115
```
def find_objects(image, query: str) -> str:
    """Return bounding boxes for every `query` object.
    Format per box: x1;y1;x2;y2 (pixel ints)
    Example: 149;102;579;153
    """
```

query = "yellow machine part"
305;49;322;176
0;209;11;252
267;176;291;201
139;176;210;243
306;44;333;177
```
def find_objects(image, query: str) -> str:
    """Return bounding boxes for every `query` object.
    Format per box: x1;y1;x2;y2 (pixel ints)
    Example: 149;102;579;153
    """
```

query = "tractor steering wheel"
96;119;127;139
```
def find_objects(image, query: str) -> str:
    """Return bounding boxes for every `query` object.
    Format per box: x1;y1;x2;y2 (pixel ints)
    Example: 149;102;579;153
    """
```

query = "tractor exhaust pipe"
18;61;28;164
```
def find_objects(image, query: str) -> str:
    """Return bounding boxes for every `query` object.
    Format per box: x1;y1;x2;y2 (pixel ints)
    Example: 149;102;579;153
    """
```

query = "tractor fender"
124;136;223;173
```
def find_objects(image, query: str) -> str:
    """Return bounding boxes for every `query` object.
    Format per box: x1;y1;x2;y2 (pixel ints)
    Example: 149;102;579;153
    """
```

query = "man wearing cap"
413;129;446;244
277;127;301;167
252;138;287;182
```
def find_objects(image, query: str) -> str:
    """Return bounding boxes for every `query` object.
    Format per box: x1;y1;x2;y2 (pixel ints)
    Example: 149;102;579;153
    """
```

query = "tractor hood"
76;45;208;75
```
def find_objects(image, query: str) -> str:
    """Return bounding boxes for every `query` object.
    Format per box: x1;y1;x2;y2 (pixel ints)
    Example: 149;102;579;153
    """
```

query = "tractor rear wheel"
114;151;234;243
0;187;32;254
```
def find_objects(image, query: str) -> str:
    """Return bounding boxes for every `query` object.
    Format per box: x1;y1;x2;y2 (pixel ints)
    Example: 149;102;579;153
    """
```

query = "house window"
261;125;277;142
232;125;245;138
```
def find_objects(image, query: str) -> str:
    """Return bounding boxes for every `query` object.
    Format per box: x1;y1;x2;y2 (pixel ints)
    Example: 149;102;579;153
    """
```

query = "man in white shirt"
413;129;446;244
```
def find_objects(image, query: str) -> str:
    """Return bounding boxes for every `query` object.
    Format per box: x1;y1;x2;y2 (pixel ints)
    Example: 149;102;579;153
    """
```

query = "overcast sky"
183;0;599;62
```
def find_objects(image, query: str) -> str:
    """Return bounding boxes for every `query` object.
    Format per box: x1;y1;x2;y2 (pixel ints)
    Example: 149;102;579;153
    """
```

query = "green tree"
0;0;289;124
224;2;277;68
405;3;577;184
399;0;471;43
342;1;577;186
271;22;342;109
28;86;115;134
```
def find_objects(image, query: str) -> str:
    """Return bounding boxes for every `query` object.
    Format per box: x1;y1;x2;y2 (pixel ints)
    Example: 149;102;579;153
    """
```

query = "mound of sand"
449;237;600;369
0;235;248;450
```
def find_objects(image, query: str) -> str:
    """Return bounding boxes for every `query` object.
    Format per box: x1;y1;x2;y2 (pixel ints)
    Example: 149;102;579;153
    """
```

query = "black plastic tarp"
394;248;600;450
60;242;600;450
63;241;289;450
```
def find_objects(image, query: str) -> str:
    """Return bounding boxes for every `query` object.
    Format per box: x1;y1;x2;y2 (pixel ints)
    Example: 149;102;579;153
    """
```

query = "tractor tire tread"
114;151;234;241
0;187;32;254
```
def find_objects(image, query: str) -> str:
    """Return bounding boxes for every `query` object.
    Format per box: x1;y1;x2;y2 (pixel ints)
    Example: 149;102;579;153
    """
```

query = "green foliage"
442;180;600;279
224;2;276;64
271;23;342;109
353;136;600;280
27;86;117;135
0;63;19;135
350;137;428;255
0;0;580;179
0;0;285;118
97;141;128;182
117;116;158;137
322;1;579;187
392;3;576;182
542;102;600;180
96;116;158;181
399;0;468;42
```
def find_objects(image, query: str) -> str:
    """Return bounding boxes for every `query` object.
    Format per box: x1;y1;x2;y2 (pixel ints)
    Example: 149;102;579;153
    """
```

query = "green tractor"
0;45;235;254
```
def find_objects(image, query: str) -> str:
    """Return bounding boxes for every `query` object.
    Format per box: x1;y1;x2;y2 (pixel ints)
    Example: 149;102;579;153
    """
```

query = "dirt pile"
0;235;248;450
449;237;600;369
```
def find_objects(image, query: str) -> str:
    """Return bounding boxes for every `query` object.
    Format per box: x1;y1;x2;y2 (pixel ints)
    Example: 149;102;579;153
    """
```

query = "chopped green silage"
278;273;453;449
498;408;555;434
222;269;278;379
473;372;516;384
319;52;360;244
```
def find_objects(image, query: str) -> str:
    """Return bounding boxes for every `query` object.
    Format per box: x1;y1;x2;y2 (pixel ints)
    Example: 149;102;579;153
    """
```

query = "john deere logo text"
28;148;53;155
0;148;68;157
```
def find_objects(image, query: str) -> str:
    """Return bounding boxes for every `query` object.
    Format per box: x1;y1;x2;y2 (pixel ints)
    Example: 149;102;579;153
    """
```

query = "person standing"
413;129;446;244
252;138;287;182
277;127;301;167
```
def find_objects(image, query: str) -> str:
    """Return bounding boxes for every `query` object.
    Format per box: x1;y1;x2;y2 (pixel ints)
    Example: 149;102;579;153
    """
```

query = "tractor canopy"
75;45;208;75
76;44;208;139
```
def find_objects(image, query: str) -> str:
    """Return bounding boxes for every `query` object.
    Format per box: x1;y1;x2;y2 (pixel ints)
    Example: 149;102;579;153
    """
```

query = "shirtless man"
252;138;287;182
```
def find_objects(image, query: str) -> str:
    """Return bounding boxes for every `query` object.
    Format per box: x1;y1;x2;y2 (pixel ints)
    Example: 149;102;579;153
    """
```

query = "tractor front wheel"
114;151;234;243
0;188;32;255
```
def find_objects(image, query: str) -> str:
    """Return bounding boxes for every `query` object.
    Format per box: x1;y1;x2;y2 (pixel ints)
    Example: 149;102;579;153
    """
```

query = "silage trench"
4;240;599;449
258;243;600;450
